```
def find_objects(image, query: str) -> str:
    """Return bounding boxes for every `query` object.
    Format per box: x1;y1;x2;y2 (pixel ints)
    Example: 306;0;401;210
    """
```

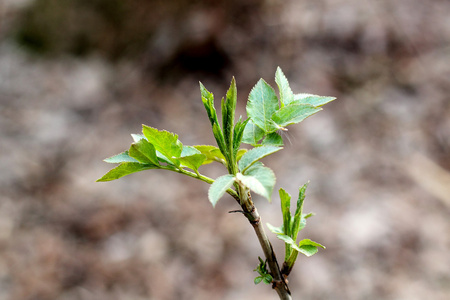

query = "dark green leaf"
232;117;249;158
223;77;237;154
96;162;158;182
128;139;159;165
142;125;182;165
263;274;273;284
242;120;265;146
208;174;235;207
247;79;279;133
236;162;275;202
271;104;322;128
293;94;336;107
212;123;227;157
275;67;294;106
104;151;139;163
238;145;282;173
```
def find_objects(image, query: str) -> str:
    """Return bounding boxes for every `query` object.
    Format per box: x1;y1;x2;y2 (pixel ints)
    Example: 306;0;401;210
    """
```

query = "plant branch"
236;183;292;300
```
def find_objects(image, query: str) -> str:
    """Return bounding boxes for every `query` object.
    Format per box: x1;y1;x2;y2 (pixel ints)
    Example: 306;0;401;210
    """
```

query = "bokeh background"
1;0;449;299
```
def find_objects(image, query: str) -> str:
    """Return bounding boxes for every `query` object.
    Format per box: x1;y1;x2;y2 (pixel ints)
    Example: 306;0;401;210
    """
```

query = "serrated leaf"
271;104;322;128
104;151;139;163
129;139;159;165
208;174;235;207
142;125;182;165
261;132;284;146
242;120;265;146
266;223;284;235
275;67;294;106
247;79;279;133
96;162;158;182
236;162;275;202
294;94;336;107
238;145;282;173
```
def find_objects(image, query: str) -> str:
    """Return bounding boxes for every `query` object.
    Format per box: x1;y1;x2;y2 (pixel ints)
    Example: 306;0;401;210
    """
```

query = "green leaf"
193;145;226;165
208;174;235;207
277;235;325;257
275;67;294;106
131;133;146;142
223;77;237;154
266;223;284;235
247;79;279;133
96;162;158;182
142;125;182;165
261;132;284;147
254;276;263;285
263;274;273;284
236;148;248;162
293;94;336;107
279;188;291;237
212;123;227;157
292;183;308;241
178;147;206;172
271;104;322;128
236;162;275;202
128;139;159;165
242;120;265;146
232;117;249;158
238;145;282;173
104;151;139;163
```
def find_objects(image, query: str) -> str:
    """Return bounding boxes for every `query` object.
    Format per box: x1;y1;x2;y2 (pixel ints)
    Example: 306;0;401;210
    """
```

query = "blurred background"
1;0;449;299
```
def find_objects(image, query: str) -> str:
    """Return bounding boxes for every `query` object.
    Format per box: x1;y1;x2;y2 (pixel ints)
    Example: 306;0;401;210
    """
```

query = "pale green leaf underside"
247;79;279;133
242;120;265;145
261;132;283;146
237;162;275;201
271;104;322;128
277;235;325;257
294;94;336;107
208;174;235;207
96;162;158;182
266;223;284;235
238;145;282;173
104;151;139;163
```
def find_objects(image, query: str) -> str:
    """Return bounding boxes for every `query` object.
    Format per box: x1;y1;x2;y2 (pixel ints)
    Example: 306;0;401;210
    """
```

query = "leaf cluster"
267;184;325;275
253;257;273;285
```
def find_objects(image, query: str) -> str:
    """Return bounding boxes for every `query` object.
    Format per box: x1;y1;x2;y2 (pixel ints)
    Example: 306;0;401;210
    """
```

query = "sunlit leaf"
247;79;279;133
275;67;294;106
96;162;158;182
104;151;139;163
238;145;282;173
271;104;321;128
208;174;235;207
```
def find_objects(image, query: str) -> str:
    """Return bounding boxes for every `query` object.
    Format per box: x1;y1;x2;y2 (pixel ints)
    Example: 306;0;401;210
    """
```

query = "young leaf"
179;147;206;172
128;139;159;165
294;94;336;107
232;117;249;158
271;104;322;128
292;183;308;241
277;235;325;257
238;145;282;173
266;223;284;235
142;125;183;165
279;188;292;237
193;145;226;165
223;77;237;154
236;162;276;202
208;174;235;207
96;162;158;182
247;79;279;134
236;148;248;162
104;151;139;163
254;276;263;285
242;120;265;146
131;133;146;142
275;67;294;106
